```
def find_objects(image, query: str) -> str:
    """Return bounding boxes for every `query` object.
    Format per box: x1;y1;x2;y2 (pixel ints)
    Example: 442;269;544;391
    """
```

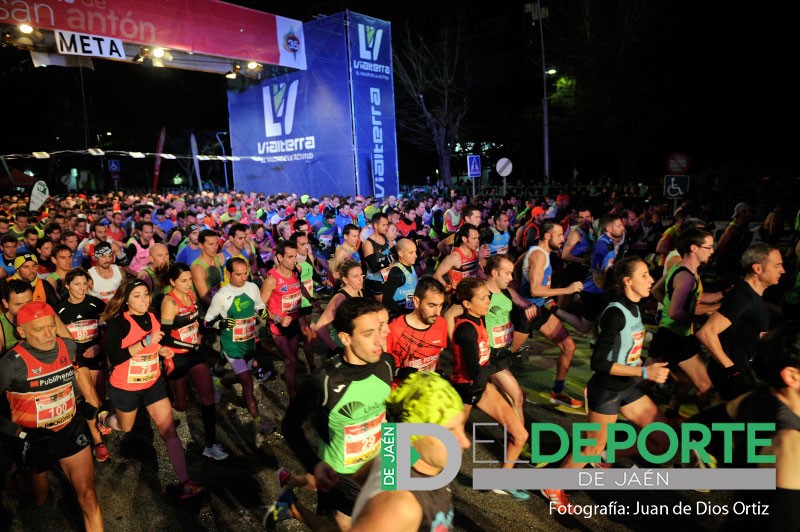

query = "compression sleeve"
364;245;381;272
381;268;407;316
106;317;134;367
591;306;625;374
160;321;197;350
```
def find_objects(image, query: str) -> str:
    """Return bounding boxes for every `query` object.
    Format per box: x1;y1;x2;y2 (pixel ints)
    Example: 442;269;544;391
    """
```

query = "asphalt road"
0;310;775;531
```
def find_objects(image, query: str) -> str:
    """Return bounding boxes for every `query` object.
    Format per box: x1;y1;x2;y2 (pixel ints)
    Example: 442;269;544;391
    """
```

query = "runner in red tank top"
433;224;485;292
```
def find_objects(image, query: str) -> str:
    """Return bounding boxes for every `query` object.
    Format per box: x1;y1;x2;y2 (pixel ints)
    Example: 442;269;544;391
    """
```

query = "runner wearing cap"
98;279;204;500
0;301;103;531
88;242;126;304
10;253;60;308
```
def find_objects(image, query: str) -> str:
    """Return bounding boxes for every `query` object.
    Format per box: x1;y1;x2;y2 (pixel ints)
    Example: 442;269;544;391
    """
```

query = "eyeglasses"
699;245;714;250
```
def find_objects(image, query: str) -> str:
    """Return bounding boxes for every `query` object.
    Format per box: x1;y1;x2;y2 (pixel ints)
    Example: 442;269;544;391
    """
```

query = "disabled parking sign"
663;175;689;198
467;155;481;178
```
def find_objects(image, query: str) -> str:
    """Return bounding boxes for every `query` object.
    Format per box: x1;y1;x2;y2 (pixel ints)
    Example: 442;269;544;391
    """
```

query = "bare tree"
393;12;469;186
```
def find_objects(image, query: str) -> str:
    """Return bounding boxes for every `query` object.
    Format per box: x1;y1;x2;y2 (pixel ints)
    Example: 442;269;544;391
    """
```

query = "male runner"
88;242;125;303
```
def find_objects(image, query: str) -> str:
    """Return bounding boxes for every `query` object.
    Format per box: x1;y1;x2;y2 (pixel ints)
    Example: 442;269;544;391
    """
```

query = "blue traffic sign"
663;175;689;198
467;155;481;178
108;159;121;173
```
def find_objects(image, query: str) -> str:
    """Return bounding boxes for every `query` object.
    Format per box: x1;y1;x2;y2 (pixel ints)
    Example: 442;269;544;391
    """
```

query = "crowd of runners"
0;186;799;531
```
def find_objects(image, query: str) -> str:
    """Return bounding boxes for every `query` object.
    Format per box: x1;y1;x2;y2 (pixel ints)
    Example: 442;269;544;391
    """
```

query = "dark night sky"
0;1;796;186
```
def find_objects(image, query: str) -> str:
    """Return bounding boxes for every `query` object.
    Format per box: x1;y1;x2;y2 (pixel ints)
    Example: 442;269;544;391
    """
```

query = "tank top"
521;246;550;307
488;228;510;255
329;289;362;348
571;227;593;258
391;263;419;310
659;265;702;336
1;313;18;352
267;268;302;333
109;312;162;391
450;316;491;385
583;233;615;294
128;239;151;274
598;301;646;367
485;289;514;348
365;236;394;282
444;209;461;234
449;248;479;290
89;265;123;303
168;291;200;355
192;255;224;304
6;338;76;431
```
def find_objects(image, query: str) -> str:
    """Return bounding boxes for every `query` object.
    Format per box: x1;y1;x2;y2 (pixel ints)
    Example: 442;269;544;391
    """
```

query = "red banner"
0;0;306;68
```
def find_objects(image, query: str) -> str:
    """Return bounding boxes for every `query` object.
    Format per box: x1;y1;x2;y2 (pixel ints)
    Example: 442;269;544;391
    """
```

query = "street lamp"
215;131;230;190
526;1;551;183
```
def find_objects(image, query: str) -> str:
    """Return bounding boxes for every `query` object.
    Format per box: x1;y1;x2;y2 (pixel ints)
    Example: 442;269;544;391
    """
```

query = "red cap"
530;206;546;217
16;301;56;326
228;205;237;212
556;194;570;202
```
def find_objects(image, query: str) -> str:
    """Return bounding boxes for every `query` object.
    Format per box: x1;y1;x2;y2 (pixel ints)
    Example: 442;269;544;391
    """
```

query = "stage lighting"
225;63;241;79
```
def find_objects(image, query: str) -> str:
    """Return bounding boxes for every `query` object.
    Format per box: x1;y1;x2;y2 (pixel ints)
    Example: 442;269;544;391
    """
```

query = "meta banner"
228;13;357;197
348;11;399;198
1;0;306;69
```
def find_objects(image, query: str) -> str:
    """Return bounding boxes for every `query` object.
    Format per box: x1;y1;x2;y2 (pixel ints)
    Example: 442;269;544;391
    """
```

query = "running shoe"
213;376;223;404
93;443;110;463
492;488;530;500
541;489;573;513
96;410;111;435
97;411;111;433
179;479;205;500
550;391;583;408
203;443;230;461
513;345;532;364
254;367;273;383
263;488;298;530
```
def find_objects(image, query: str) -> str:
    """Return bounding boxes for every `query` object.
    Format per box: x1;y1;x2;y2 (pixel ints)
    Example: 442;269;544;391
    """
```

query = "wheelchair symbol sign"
108;159;121;173
663;175;689;198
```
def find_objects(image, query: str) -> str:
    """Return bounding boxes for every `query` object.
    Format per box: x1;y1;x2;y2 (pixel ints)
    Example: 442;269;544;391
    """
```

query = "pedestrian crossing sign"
467;155;481;178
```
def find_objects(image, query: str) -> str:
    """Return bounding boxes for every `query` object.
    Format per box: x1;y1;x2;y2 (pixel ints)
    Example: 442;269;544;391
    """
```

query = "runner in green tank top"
0;279;33;355
292;232;322;375
190;230;226;312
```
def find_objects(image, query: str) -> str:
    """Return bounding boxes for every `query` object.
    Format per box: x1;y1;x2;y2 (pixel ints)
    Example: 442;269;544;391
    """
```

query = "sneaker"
213;377;223;404
492;488;530;500
203;443;230;461
541;489;573;513
263;488;297;530
513;345;531;363
179;479;205;501
93;443;110;463
96;410;111;435
550;391;583;409
97;411;111;433
254;367;273;383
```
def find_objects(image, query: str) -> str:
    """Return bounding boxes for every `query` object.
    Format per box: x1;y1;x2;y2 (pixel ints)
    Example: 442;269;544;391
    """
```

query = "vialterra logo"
263;80;299;138
358;24;383;61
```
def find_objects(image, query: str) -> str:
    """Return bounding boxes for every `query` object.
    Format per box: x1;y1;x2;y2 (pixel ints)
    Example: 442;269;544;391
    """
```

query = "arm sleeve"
126;243;137;262
590;307;625;374
281;372;324;473
204;290;226;322
381;269;406;316
106;318;134;367
160;321;197;350
247;284;265;311
364;245;381;272
453;323;488;386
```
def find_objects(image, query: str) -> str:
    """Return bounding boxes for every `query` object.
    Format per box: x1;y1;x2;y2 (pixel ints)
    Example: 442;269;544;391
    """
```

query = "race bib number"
627;329;646;365
127;346;160;384
233;317;256;342
66;319;99;343
320;234;333;249
492;322;514;348
478;341;491;366
343;411;385;467
35;383;76;430
176;321;200;344
303;278;313;295
282;291;302;315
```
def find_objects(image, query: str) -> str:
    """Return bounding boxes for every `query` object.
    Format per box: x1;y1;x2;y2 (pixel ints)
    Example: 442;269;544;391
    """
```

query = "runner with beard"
88;242;125;304
386;276;448;375
516;219;584;408
55;269;110;462
362;213;394;302
434;223;484;294
191;229;226;312
487;211;511;256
